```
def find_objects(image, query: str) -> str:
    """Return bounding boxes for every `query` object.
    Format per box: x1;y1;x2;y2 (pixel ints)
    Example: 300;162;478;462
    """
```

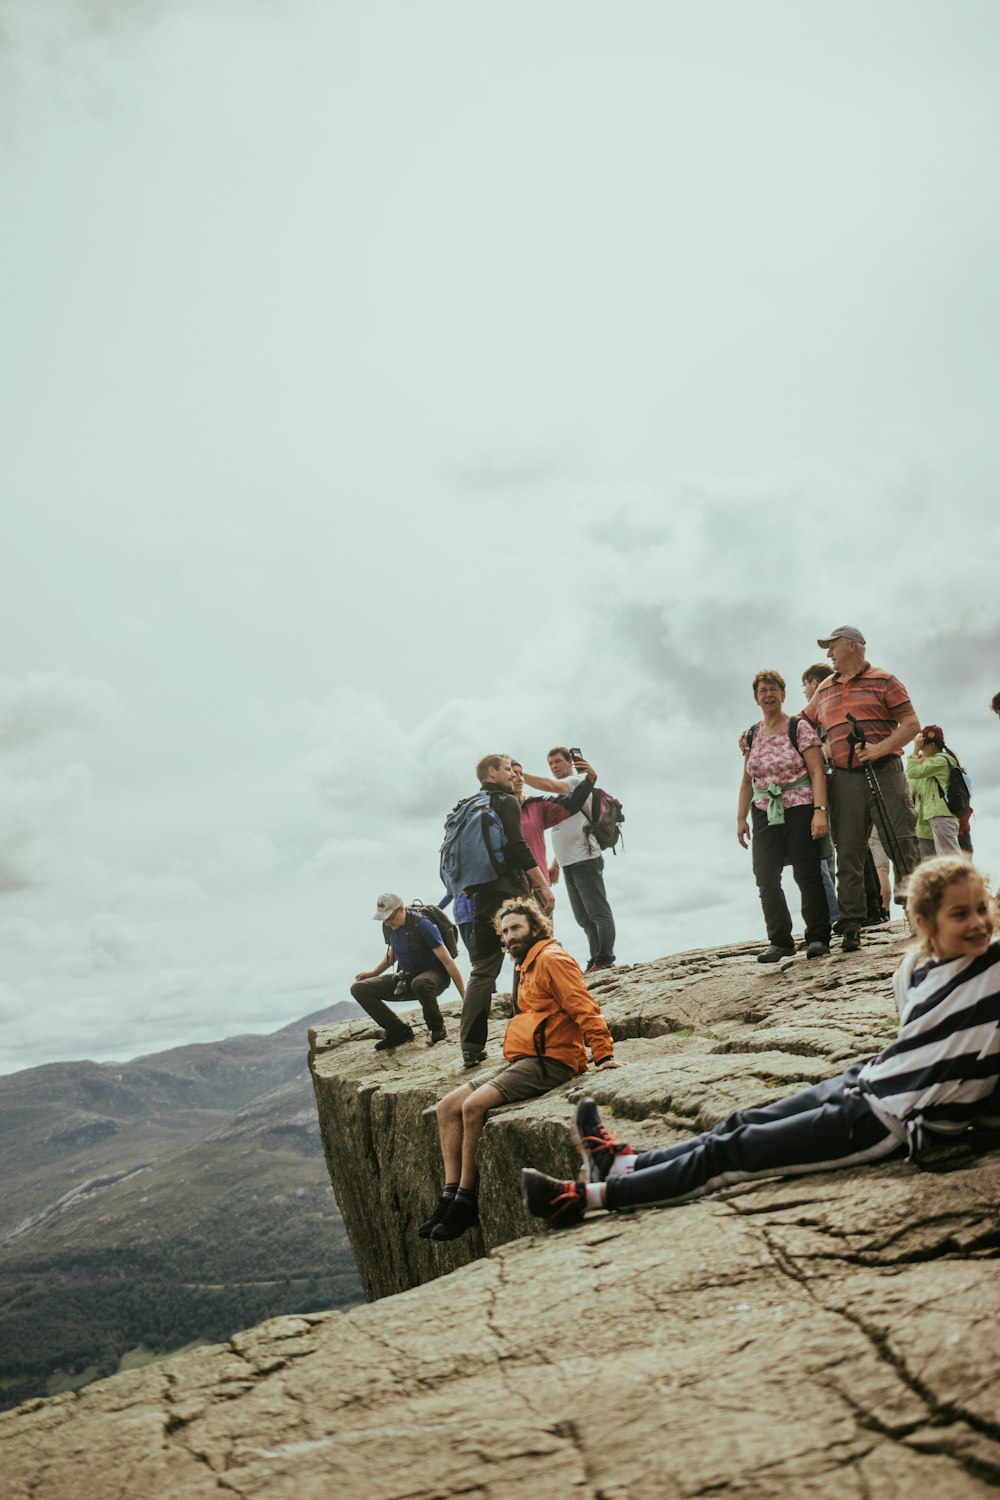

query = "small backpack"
935;749;972;820
439;789;508;895
583;787;625;853
401;902;460;958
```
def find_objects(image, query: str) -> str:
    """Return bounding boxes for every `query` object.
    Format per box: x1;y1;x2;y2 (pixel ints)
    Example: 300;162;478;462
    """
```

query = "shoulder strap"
787;715;801;753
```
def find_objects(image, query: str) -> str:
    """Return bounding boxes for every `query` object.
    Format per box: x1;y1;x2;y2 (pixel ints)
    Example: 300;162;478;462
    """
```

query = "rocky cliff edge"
2;928;998;1499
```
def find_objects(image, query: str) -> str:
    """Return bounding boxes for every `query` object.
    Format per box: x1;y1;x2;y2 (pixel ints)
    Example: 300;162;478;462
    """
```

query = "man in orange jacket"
418;897;620;1242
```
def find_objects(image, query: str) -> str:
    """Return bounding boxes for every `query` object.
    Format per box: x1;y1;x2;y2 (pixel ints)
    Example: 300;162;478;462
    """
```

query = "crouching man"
419;896;620;1242
351;892;466;1052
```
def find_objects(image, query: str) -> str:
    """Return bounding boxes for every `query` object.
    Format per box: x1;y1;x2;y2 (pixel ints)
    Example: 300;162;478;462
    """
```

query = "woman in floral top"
737;670;832;962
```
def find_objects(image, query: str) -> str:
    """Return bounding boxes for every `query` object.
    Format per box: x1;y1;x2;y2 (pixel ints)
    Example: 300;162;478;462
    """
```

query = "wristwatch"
815;805;828;812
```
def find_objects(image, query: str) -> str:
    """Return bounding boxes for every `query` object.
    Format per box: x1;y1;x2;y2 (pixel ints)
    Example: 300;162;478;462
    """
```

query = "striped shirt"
858;941;1000;1134
801;663;915;770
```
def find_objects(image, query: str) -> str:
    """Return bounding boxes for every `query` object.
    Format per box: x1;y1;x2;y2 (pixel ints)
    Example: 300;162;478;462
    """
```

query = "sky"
2;0;999;1073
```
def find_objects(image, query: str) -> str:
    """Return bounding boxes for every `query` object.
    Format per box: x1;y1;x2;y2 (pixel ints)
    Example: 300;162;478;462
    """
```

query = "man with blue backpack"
440;753;555;1068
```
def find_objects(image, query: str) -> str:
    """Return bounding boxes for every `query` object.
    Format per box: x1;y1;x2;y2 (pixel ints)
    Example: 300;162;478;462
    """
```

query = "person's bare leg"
436;1085;473;1182
878;866;891;909
458;1084;505;1189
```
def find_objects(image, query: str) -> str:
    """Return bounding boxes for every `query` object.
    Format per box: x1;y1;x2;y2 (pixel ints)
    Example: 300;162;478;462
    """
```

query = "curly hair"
752;669;786;701
492;896;553;943
905;856;989;956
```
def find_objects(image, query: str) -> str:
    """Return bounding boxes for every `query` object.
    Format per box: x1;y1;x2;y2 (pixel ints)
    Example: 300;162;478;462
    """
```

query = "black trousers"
459;872;530;1051
751;803;831;948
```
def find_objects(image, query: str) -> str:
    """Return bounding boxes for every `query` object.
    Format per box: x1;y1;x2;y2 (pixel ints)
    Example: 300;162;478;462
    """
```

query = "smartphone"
569;746;583;764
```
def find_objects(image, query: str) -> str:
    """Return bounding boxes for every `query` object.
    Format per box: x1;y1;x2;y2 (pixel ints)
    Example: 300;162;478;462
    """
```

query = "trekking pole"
845;713;908;901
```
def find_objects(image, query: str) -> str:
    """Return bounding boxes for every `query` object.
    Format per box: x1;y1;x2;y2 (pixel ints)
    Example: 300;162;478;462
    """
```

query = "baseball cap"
817;625;866;648
372;892;404;921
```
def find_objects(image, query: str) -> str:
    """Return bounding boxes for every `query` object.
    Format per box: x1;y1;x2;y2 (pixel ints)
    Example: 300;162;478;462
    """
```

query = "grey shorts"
470;1055;577;1104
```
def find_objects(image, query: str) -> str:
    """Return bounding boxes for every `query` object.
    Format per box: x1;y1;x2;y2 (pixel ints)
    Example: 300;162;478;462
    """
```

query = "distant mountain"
0;1003;365;1411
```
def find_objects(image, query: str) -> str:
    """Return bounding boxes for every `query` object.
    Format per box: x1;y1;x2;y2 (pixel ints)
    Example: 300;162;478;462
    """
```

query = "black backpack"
935;749;972;819
743;716;804;758
401;902;460;958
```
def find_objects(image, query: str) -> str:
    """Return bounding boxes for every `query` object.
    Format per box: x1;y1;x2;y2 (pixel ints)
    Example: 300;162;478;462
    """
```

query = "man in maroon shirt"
801;626;919;952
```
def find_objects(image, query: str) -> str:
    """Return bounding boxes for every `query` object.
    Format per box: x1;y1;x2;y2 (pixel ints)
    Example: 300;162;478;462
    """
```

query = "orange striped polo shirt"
801;663;916;770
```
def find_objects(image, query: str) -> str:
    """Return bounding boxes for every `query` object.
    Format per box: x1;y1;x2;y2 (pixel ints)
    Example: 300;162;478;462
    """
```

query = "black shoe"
585;960;615;974
757;945;796;964
417;1195;454;1238
805;941;830;959
575;1097;632;1182
462;1049;488;1068
429;1196;479;1241
521;1169;587;1229
426;1027;448;1046
374;1026;415;1051
841;928;862;954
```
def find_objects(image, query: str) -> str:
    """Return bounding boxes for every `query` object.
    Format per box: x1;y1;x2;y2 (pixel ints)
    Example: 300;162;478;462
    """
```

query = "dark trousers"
750;803;830;948
460;873;529;1050
829;759;919;929
605;1063;900;1211
563;856;616;964
350;969;448;1036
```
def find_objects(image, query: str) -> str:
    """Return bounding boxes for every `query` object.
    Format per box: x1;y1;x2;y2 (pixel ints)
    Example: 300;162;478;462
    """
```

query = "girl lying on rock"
523;855;1000;1228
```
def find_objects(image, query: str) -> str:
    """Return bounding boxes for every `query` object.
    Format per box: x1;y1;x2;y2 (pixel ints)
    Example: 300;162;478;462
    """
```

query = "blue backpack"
439;790;508;895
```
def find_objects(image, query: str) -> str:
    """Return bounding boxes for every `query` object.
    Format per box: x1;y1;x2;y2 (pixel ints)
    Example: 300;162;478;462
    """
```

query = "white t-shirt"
550;774;601;868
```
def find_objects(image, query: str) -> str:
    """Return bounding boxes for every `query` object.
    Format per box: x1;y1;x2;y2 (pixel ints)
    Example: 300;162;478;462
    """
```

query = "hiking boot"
426;1027;448;1046
585;960;615;974
374;1026;415;1052
462;1049;488;1068
841;928;862;954
429;1196;479;1241
575;1097;632;1182
417;1195;454;1238
757;944;796;964
521;1169;587;1229
805;941;830;959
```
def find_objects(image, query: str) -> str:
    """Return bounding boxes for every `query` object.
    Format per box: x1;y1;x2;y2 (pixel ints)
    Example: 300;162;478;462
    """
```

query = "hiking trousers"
351;969;448;1036
750;804;830;948
604;1063;901;1212
563;856;616;965
460;873;529;1051
829;759;919;929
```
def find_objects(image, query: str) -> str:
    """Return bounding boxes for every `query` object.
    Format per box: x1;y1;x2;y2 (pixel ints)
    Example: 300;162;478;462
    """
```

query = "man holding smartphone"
521;746;616;973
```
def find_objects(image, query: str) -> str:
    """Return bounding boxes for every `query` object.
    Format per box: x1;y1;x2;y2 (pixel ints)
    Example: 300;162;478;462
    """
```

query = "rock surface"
2;928;998;1499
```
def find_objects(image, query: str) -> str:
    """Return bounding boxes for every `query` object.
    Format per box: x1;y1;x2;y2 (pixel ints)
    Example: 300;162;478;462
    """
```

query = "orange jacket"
503;939;615;1073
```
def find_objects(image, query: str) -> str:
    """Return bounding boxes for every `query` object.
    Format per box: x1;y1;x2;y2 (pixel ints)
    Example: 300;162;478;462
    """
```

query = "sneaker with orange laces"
575;1096;632;1182
521;1169;587;1228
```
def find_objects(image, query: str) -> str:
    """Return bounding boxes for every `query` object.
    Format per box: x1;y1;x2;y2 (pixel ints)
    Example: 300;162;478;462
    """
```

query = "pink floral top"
739;718;820;812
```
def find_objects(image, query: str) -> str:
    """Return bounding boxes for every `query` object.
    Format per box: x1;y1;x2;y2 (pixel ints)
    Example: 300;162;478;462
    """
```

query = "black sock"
455;1187;476;1207
442;1182;459;1200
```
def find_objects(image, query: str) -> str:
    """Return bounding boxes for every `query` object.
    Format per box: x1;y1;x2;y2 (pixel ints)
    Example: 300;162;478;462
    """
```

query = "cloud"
0;672;115;753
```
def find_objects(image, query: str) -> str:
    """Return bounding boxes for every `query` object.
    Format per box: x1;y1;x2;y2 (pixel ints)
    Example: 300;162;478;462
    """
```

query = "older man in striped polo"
801;626;920;953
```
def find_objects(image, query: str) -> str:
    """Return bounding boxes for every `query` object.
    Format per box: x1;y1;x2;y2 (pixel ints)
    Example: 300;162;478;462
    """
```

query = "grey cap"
372;892;404;922
817;625;866;648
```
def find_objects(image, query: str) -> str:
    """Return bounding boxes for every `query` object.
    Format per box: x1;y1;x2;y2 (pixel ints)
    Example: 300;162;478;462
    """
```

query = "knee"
437;1088;466;1123
349;981;364;1001
461;1092;488;1124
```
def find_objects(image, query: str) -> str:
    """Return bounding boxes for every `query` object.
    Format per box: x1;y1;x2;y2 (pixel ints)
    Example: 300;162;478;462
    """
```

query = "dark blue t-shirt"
386;914;447;975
